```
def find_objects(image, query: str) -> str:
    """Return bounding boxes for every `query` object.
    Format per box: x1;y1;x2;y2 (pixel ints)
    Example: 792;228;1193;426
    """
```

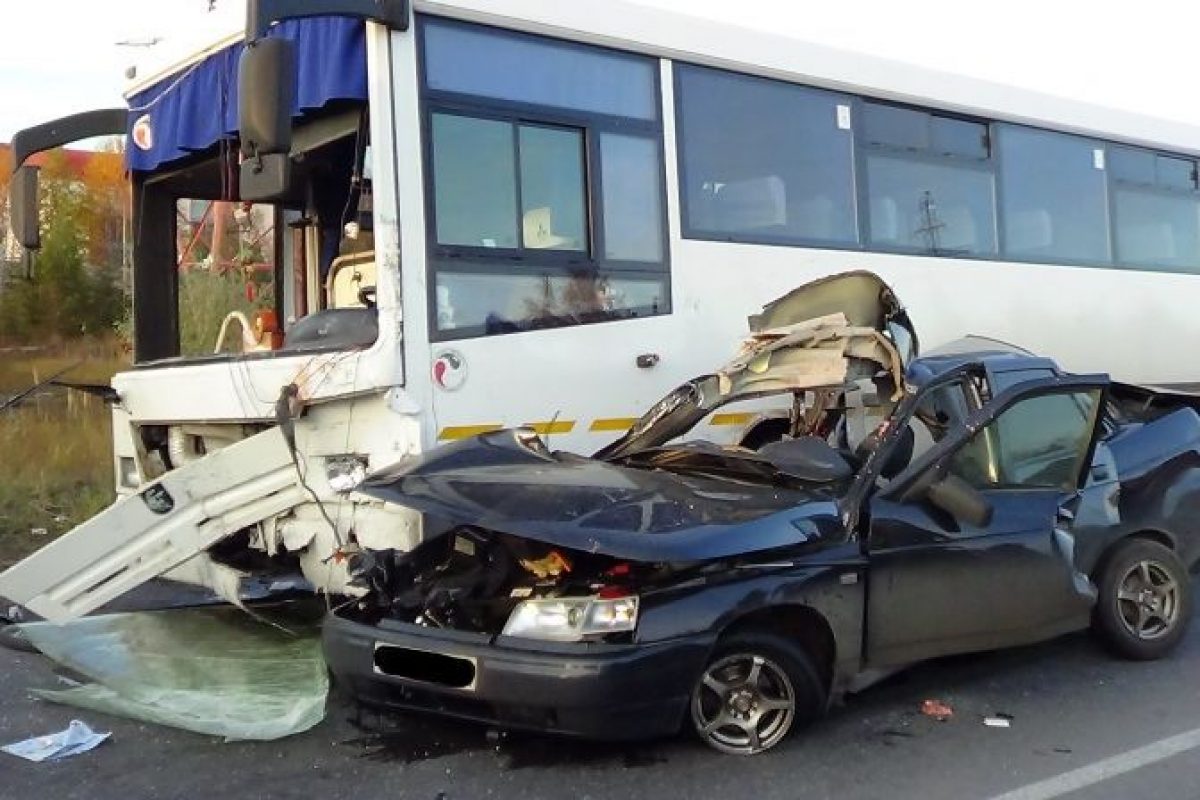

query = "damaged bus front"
0;3;419;618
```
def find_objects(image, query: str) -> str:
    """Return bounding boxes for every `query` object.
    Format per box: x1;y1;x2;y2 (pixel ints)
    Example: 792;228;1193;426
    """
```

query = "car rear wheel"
1093;539;1192;660
689;631;825;755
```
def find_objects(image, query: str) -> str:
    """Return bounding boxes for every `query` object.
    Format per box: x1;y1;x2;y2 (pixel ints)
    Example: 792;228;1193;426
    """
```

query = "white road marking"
989;726;1200;800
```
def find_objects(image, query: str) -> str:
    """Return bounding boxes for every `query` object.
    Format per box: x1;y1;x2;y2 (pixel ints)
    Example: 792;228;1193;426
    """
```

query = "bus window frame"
672;57;1200;277
416;14;673;343
1107;145;1200;272
128;115;375;367
672;63;861;250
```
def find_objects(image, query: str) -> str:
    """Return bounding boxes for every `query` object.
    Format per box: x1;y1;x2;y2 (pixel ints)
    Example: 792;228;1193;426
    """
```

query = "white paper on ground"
2;720;110;762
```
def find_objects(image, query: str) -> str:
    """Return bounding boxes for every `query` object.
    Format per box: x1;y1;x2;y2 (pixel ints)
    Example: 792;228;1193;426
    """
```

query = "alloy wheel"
691;652;796;755
1116;559;1180;640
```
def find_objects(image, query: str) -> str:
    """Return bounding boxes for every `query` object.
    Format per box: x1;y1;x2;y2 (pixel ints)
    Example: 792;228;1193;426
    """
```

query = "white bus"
6;0;1200;616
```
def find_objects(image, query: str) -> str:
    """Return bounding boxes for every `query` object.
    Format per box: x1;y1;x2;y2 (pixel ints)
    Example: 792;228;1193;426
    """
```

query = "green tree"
0;149;127;342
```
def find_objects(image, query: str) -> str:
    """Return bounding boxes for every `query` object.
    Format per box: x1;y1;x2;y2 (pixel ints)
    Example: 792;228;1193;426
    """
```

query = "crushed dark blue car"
325;271;1199;755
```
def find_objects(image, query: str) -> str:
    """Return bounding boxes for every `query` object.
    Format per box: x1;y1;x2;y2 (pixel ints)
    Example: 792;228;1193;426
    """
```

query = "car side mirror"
238;37;295;201
10;165;40;251
925;474;993;528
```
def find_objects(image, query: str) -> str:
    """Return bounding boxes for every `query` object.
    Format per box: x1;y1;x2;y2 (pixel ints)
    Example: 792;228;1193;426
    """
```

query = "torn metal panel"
720;324;905;401
0;428;302;623
748;270;914;336
594;270;917;463
20;606;327;741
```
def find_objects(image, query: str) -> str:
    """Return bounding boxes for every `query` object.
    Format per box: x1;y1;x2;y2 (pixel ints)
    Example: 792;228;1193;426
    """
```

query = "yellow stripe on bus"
437;424;504;441
440;414;749;440
589;417;639;432
525;420;576;435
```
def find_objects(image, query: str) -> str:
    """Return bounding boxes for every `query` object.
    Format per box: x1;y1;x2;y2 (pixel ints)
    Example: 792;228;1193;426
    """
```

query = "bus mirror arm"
7;107;126;255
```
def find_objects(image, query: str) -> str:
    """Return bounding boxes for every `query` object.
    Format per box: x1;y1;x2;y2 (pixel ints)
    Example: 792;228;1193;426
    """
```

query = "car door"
864;376;1107;667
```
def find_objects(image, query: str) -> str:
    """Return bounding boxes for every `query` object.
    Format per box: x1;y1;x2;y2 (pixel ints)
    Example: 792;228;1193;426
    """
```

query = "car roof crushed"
599;271;915;461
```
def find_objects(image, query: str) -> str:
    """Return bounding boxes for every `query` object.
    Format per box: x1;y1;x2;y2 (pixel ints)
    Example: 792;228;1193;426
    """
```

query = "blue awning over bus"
125;17;367;172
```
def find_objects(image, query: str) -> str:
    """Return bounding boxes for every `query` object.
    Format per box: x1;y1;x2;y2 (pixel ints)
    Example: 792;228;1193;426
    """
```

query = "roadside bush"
178;268;275;356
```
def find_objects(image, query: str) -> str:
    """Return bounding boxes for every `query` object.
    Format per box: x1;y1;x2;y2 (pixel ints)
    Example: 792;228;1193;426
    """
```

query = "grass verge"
0;338;127;568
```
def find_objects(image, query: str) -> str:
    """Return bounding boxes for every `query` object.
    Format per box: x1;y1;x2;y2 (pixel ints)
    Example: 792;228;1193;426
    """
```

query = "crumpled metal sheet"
19;606;327;741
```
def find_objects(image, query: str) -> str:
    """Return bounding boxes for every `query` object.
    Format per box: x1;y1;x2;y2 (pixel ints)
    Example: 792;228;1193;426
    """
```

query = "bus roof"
127;0;1200;157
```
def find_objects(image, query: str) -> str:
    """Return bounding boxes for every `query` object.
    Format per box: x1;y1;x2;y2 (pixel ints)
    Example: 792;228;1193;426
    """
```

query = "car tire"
1093;539;1193;661
689;630;826;756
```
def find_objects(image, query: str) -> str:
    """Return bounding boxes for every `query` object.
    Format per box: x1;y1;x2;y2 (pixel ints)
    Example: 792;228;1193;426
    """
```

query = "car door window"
947;390;1100;491
912;380;972;443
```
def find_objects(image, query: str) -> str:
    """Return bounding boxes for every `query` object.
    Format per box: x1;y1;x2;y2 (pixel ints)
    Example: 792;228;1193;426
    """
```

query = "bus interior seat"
712;175;787;231
326;251;377;309
870;195;900;243
1122;221;1177;262
1007;209;1054;252
792;194;836;240
939;207;978;251
523;207;575;249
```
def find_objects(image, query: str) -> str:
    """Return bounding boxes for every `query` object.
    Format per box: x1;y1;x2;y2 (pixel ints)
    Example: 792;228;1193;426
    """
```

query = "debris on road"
984;712;1014;728
0;622;38;654
920;699;954;722
19;605;327;741
2;719;110;762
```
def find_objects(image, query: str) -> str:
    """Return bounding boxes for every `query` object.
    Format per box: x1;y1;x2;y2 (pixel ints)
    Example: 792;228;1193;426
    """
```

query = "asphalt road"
2;613;1199;800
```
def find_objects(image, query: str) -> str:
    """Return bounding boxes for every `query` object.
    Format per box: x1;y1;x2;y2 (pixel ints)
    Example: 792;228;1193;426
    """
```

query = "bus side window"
422;18;669;339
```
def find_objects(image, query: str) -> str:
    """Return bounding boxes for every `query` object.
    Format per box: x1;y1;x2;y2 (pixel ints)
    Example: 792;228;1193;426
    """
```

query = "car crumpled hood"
358;430;844;562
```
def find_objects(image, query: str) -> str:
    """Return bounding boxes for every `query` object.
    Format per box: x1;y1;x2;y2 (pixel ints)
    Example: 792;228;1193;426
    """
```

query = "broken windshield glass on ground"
16;603;327;741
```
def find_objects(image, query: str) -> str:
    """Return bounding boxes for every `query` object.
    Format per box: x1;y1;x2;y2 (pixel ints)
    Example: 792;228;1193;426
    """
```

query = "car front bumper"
323;610;715;740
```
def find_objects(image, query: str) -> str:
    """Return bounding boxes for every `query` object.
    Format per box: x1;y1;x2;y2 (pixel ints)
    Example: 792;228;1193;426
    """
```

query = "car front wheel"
1093;539;1193;660
689;631;826;755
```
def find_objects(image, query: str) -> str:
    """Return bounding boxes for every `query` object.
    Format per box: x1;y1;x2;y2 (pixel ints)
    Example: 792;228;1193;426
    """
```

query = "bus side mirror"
9;165;41;251
238;37;296;201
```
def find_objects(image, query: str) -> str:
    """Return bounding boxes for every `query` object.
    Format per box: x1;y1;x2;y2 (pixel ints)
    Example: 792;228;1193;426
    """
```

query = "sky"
3;1;1200;142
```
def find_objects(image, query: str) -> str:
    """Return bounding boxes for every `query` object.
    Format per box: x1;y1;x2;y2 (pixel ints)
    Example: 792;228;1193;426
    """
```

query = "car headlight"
325;455;368;493
502;594;639;642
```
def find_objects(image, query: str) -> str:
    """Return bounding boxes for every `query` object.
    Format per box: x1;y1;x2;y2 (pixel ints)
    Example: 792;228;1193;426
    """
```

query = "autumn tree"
0;146;12;263
79;141;127;268
0;146;127;342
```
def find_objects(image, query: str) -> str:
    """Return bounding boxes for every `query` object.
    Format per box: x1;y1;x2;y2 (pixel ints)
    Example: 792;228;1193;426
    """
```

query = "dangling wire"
336;109;370;234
